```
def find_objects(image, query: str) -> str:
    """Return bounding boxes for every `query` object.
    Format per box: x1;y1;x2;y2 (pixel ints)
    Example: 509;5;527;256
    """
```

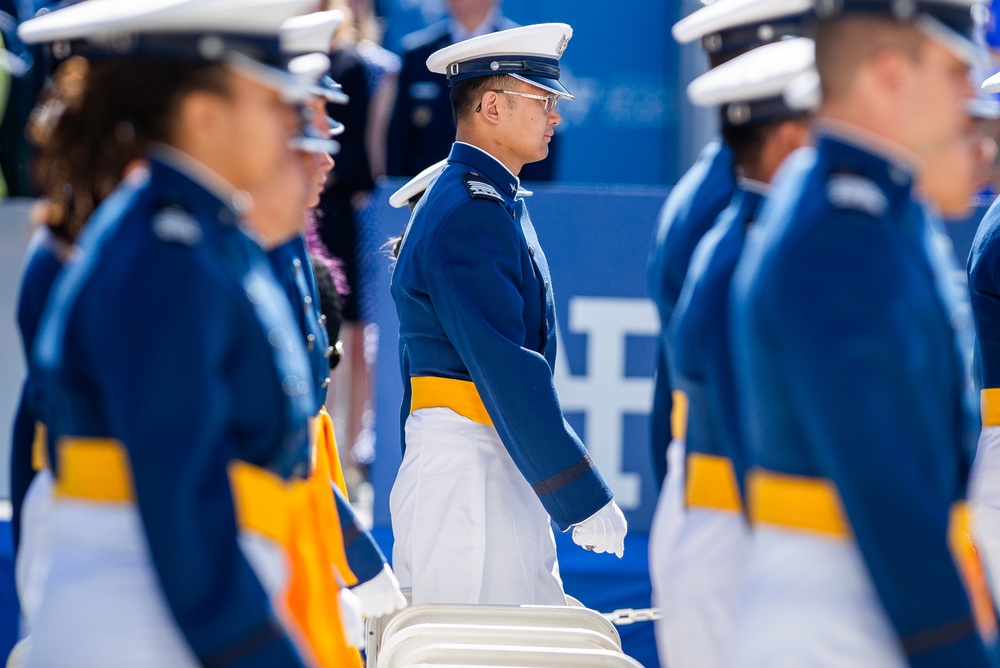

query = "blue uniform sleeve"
102;245;305;668
775;213;989;667
12;236;65;550
425;199;613;531
10;383;35;550
333;487;387;585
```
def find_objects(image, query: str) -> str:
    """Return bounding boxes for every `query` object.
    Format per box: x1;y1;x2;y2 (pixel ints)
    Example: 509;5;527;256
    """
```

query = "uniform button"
292;258;302;271
545;281;550;292
528;245;535;257
324;345;336;359
306;333;316;351
303;296;313;308
318;314;327;327
321;377;331;389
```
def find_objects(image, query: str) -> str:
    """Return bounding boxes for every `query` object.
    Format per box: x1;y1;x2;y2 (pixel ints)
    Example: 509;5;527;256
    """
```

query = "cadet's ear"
478;90;504;126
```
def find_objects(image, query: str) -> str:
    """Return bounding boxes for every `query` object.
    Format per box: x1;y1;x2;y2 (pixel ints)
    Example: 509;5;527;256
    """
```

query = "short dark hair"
721;113;810;171
450;73;514;123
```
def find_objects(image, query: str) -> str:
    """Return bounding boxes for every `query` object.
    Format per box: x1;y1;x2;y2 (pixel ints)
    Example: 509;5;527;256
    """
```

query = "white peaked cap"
672;0;814;45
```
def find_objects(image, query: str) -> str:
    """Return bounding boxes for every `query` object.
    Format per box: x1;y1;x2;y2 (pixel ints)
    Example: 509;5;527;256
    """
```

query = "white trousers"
648;438;685;667
15;471;54;637
727;527;907;668
971;425;1000;607
658;506;751;668
24;500;287;668
389;407;565;606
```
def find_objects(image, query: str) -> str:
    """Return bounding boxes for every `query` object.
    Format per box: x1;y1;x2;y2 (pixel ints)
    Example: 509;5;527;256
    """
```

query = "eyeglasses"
491;89;560;114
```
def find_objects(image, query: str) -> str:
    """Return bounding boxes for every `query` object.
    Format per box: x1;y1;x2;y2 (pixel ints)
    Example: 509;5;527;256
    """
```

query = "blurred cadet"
645;0;814;647
728;1;994;665
655;37;817;668
386;0;559;181
923;95;999;219
270;15;407;635
9;44;95;659
16;0;365;665
646;0;815;500
964;71;1000;614
389;23;626;606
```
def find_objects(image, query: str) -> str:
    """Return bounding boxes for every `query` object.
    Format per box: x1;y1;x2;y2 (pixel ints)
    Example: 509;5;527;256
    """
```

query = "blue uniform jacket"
669;182;765;490
730;130;988;667
34;155;314;668
391;141;613;531
267;234;387;584
970;195;1000;391
10;228;63;549
646;140;736;488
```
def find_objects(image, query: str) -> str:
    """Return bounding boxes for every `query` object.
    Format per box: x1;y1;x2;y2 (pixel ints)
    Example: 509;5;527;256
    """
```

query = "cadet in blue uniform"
389;23;626;606
263;37;407;623
645;0;815;647
646;0;814;492
727;2;994;665
9;57;147;646
656;37;817;668
966;67;1000;611
17;1;362;665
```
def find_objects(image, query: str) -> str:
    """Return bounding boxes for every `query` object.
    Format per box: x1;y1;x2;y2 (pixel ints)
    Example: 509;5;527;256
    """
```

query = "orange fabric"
283;410;362;668
32;422;48;472
947;502;998;643
671;390;688;442
316;407;349;499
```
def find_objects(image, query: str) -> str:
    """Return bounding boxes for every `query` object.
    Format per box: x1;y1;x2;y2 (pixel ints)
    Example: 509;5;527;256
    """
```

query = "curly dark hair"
29;57;229;244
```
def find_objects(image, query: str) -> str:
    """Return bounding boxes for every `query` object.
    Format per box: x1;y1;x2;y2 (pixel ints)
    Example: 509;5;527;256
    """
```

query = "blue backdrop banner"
379;0;682;185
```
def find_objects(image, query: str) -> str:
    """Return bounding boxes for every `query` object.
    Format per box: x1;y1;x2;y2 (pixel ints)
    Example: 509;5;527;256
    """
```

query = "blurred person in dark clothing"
316;13;379;474
386;0;557;181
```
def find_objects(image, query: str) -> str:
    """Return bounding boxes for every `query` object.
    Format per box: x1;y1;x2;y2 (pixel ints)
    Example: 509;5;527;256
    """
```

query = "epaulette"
463;173;505;204
151;206;202;245
826;173;887;218
401;20;450;52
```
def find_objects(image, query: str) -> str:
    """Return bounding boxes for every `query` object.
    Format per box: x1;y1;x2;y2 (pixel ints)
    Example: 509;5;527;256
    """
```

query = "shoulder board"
826;174;888;218
151;206;202;245
462;173;505;204
402;21;450;52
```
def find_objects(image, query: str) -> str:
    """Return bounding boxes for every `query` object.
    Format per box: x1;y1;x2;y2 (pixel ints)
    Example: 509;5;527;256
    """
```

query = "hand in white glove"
350;564;408;619
337;586;365;649
571;499;627;558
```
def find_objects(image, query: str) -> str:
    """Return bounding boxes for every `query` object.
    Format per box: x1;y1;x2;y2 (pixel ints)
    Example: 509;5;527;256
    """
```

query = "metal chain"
602;607;661;626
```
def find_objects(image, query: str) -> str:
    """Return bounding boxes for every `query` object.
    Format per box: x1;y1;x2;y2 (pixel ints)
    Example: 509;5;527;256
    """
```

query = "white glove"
337;586;365;649
571;499;627;558
350;564;408;619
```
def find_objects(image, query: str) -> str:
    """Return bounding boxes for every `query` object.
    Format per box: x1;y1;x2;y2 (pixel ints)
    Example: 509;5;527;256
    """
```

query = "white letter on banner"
553;297;658;510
